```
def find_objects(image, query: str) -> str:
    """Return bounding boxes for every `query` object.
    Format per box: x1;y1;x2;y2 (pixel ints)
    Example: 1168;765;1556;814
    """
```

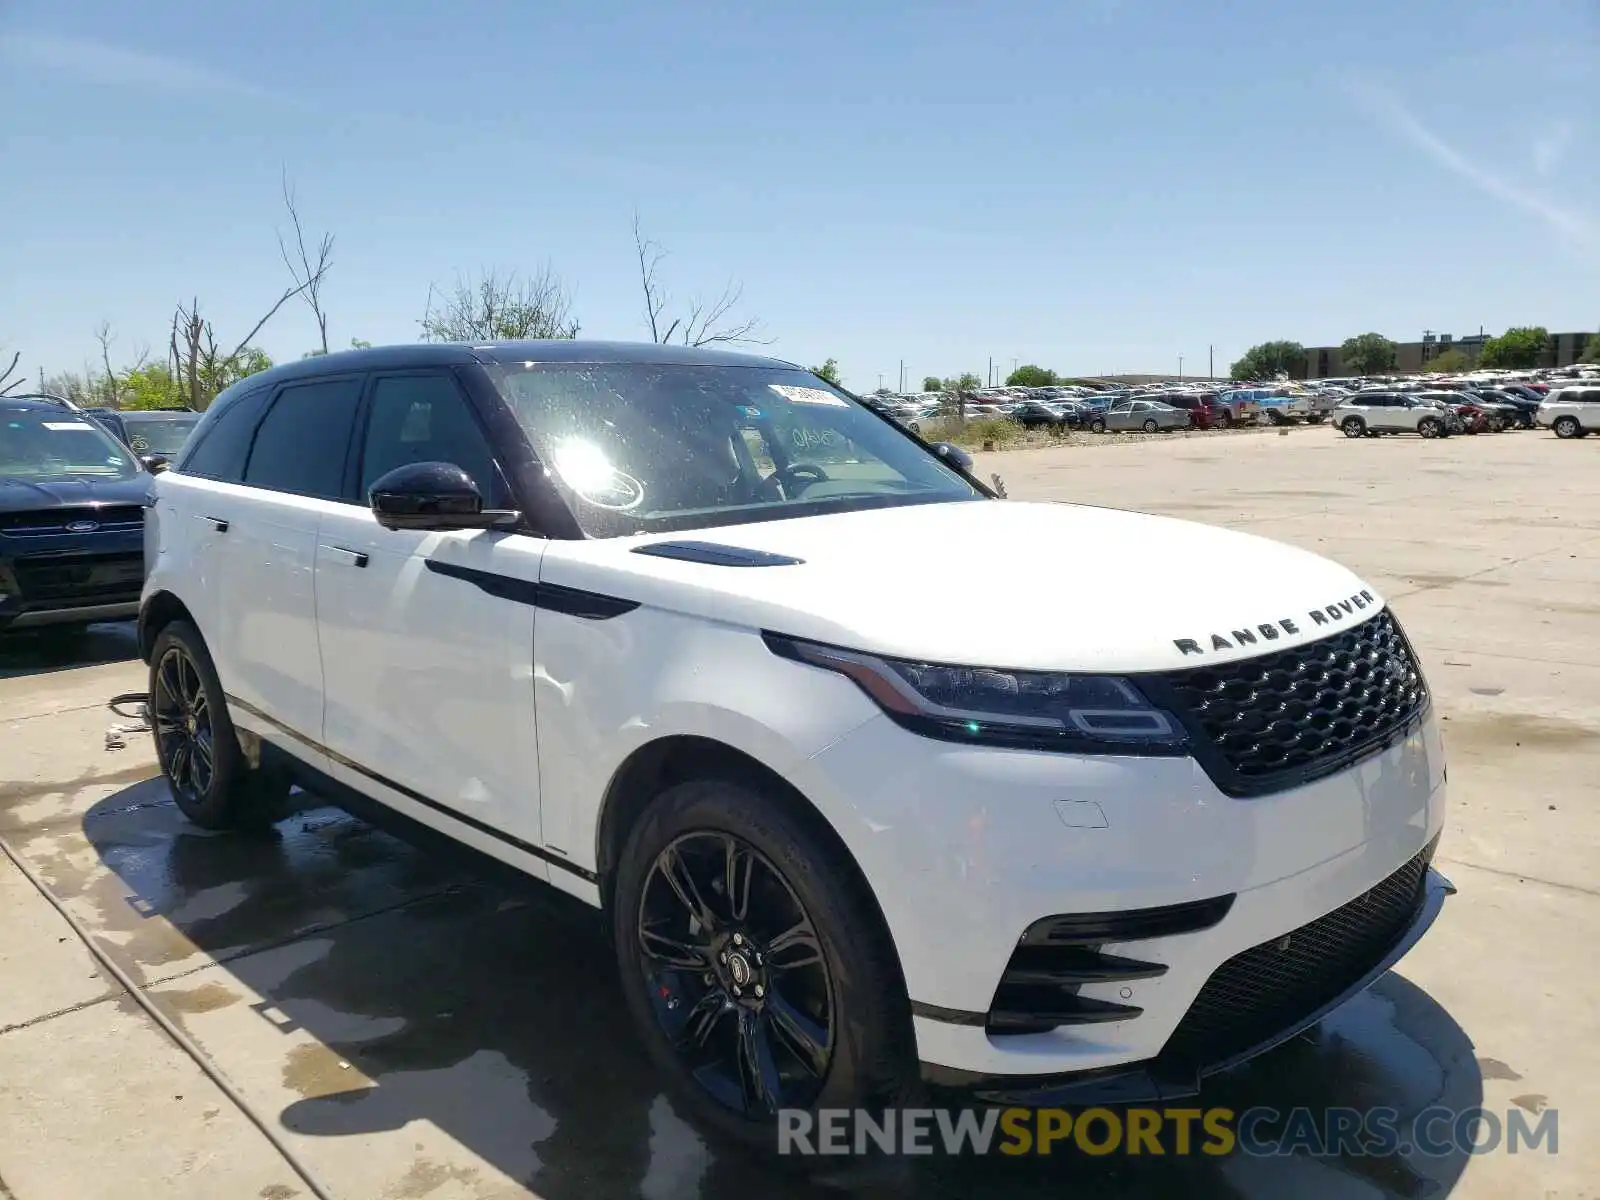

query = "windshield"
117;413;201;456
0;409;141;482
490;362;984;537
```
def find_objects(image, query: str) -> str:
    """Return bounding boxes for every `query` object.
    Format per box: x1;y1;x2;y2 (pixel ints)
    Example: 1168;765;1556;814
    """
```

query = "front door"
313;370;548;876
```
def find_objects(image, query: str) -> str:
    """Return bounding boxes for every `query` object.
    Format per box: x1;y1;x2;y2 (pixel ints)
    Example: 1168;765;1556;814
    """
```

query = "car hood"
0;474;152;514
540;500;1384;673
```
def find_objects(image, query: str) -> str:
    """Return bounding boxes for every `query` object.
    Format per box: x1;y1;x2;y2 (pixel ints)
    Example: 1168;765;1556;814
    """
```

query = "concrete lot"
1;426;1596;1199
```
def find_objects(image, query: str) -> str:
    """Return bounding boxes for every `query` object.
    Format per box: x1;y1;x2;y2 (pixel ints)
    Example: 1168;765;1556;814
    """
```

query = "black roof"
228;339;800;396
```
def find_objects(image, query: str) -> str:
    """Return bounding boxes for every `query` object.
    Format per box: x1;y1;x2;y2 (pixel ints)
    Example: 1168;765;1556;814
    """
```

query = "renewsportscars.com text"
778;1106;1558;1159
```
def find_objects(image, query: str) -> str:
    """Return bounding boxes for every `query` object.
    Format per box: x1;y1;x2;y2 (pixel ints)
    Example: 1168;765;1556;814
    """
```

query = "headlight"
764;634;1188;756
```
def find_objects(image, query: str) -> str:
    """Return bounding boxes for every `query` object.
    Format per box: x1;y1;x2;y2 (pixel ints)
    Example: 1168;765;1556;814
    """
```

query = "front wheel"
1553;415;1582;439
1089;418;1107;434
1341;416;1366;438
613;778;915;1151
1142;418;1159;433
149;621;291;830
1216;410;1232;427
1418;417;1443;438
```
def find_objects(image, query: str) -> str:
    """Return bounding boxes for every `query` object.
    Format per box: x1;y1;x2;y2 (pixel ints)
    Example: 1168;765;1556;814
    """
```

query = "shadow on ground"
70;780;1482;1199
0;621;138;682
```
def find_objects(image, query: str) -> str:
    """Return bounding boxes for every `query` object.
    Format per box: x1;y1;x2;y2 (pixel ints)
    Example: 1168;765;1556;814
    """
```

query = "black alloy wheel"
636;831;834;1118
152;644;215;808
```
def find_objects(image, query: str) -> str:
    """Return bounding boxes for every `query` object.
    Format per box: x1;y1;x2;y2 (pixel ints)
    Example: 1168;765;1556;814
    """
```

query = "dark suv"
1;395;155;634
86;407;203;458
1156;392;1230;429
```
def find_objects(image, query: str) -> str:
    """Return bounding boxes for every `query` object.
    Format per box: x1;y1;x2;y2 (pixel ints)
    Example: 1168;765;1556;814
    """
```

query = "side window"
243;378;364;500
358;374;504;503
180;388;271;482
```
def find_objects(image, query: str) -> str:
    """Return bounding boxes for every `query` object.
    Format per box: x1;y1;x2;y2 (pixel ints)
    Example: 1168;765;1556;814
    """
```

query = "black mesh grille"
1151;610;1428;797
1161;838;1436;1069
10;552;144;602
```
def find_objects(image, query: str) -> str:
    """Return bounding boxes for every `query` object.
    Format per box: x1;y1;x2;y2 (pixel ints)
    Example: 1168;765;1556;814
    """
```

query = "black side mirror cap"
141;454;169;474
368;461;520;532
931;441;974;471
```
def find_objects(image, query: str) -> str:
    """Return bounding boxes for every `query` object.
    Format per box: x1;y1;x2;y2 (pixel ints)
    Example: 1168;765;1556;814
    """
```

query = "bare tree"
632;214;768;348
418;267;579;342
95;321;121;407
277;173;335;354
0;348;22;395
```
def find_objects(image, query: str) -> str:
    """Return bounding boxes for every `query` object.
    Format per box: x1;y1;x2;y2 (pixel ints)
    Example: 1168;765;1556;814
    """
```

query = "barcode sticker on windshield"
42;421;93;431
770;384;847;407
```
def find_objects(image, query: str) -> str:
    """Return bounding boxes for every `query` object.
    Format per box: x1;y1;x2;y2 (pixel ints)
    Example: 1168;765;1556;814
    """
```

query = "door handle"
199;515;229;533
325;545;369;569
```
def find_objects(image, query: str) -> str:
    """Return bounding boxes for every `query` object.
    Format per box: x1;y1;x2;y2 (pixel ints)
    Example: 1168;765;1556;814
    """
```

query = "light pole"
1178;356;1184;381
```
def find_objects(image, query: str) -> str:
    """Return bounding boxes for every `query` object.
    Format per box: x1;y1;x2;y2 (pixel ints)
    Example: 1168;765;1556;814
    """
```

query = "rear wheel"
1341;416;1366;438
1216;410;1232;427
612;777;915;1152
1418;417;1443;439
1142;418;1159;433
149;621;290;830
1089;417;1106;434
1553;415;1582;439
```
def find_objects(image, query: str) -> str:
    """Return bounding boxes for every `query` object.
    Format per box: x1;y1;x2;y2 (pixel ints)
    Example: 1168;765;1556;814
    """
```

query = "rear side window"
243;377;363;500
180;389;270;481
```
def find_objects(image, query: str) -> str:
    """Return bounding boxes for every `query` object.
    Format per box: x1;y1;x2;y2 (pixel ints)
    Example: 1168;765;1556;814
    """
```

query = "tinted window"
181;389;271;481
120;413;202;456
358;374;503;502
243;378;363;499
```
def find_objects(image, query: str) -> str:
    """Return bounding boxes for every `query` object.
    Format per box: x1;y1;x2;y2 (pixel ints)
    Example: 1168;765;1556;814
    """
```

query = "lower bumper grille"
10;552;144;604
1161;836;1437;1068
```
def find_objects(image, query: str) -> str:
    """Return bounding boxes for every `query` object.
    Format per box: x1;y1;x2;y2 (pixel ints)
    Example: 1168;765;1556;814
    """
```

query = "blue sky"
3;0;1597;389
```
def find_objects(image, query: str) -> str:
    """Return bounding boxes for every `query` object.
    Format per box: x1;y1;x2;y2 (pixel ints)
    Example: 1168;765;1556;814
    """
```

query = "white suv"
1331;392;1453;439
140;342;1450;1146
1538;385;1600;438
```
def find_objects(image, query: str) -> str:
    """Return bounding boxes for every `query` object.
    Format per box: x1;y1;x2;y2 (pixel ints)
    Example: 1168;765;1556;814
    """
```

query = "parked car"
85;407;203;457
1156;392;1231;429
1;394;158;635
1088;398;1191;433
1332;393;1452;439
1009;400;1074;430
1463;389;1537;429
1538;385;1600;438
137;340;1449;1148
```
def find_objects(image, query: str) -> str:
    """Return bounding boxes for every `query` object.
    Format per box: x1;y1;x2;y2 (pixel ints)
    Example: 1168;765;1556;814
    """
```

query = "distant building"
1304;330;1593;379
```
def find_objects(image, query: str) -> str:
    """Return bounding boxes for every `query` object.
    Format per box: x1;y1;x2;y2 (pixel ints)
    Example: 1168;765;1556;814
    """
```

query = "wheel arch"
594;733;912;994
138;590;197;664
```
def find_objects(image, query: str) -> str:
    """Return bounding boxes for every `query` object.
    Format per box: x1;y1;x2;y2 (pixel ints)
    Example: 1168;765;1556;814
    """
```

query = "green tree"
921;375;942;391
1578;334;1600;364
810;358;842;385
950;372;982;391
1340;332;1397;376
1479;326;1549;369
1424;348;1470;374
1230;340;1308;380
420;267;580;342
119;363;186;410
1005;364;1059;387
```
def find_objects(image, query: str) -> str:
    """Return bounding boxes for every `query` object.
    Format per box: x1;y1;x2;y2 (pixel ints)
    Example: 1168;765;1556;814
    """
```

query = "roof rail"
7;391;84;414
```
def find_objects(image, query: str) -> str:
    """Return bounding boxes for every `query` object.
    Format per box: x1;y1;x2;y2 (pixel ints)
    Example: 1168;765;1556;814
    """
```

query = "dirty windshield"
492;361;982;536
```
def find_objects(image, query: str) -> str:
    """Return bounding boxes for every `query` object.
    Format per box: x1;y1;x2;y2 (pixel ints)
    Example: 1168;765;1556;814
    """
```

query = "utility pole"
878;372;885;391
988;356;993;387
898;359;905;393
1209;345;1214;380
1178;355;1184;380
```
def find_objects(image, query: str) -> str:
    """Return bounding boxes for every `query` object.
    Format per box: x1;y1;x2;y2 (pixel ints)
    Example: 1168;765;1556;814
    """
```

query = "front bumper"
797;707;1448;1082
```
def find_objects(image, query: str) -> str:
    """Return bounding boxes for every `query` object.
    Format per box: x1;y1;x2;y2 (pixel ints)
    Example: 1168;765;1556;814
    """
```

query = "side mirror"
931;441;974;471
141;454;169;474
368;461;520;532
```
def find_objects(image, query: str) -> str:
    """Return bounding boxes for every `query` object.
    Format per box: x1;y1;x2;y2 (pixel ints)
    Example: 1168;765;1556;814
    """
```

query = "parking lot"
1;426;1596;1200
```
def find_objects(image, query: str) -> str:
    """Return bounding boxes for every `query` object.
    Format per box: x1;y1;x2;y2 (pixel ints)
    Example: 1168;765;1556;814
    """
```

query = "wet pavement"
4;429;1598;1198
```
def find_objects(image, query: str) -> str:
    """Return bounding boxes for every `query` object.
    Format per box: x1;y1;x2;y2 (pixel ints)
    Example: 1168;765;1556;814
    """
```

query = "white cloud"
0;31;278;101
1344;78;1598;250
1533;120;1574;176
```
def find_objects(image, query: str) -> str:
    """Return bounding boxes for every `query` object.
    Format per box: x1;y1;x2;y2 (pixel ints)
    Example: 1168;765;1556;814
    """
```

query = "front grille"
10;552;144;603
1160;837;1436;1069
1150;610;1428;797
0;505;144;537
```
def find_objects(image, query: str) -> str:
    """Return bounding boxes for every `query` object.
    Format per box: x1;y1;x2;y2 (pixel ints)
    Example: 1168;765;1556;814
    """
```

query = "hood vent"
631;540;804;567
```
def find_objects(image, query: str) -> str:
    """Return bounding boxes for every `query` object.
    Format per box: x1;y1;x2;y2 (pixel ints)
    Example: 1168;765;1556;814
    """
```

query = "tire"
1417;417;1443;438
1089;418;1106;434
612;776;915;1153
1142;418;1159;433
1341;416;1366;438
148;621;291;830
1553;415;1582;439
1488;416;1505;433
1519;413;1535;430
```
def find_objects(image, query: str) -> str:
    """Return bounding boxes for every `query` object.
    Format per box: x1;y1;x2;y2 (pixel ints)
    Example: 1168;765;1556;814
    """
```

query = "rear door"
221;375;364;757
313;370;549;877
